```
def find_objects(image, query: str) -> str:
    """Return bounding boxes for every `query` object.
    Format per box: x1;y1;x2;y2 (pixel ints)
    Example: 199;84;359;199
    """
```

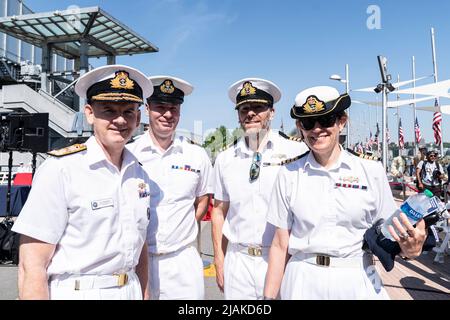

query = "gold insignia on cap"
110;71;135;90
160;80;175;94
302;95;325;114
240;81;257;97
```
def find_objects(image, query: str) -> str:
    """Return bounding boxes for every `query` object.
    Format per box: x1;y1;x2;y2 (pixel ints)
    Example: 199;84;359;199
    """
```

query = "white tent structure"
352;75;431;93
416;104;450;115
353;96;435;108
395;79;450;99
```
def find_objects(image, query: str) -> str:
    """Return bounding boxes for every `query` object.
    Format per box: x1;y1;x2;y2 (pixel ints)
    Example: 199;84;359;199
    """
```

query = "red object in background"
13;173;33;186
202;196;213;221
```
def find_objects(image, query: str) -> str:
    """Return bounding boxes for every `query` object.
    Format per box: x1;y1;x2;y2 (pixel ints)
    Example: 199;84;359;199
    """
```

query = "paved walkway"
377;253;450;300
380;188;450;299
1;189;449;300
199;219;450;300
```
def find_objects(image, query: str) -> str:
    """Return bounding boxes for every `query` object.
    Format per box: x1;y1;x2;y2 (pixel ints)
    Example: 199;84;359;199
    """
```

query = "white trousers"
280;254;390;300
49;271;142;300
224;243;269;300
148;245;204;300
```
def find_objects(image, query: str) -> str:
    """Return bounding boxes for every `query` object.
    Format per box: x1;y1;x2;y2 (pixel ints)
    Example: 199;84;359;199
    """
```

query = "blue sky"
26;0;450;145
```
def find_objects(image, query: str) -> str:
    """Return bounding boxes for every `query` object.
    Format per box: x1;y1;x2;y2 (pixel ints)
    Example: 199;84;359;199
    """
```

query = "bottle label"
400;201;423;221
427;197;439;214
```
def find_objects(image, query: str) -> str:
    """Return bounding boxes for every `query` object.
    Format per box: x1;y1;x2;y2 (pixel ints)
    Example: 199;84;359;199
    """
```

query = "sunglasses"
299;113;338;131
249;152;262;182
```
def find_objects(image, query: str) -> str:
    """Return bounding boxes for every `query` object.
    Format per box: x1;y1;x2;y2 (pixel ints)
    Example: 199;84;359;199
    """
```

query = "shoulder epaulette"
186;137;202;147
278;131;303;142
263;151;310;166
47;143;87;157
346;148;379;161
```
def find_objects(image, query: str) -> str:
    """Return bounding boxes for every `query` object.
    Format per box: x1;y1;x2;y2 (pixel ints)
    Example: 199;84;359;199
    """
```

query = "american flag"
356;142;363;153
366;131;373;150
398;118;404;149
374;123;380;144
386;127;391;144
414;117;422;143
433;99;442;146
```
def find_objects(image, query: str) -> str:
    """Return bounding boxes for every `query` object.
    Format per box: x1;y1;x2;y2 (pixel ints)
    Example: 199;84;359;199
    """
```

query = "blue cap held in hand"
363;220;401;272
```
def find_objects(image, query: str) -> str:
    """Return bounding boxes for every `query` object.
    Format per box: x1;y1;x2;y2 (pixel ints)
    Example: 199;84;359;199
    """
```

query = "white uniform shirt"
12;136;150;276
214;130;309;246
127;133;213;254
267;149;397;257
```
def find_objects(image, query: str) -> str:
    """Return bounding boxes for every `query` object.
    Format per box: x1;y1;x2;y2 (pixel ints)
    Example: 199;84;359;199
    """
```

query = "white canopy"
416;104;450;115
352;75;431;93
352;96;435;108
395;79;450;98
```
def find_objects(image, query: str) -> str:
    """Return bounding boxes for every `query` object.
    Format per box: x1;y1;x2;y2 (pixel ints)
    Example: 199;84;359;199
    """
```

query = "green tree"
203;126;244;163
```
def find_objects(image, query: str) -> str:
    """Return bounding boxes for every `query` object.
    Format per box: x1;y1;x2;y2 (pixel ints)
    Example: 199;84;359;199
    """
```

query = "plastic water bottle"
380;189;444;241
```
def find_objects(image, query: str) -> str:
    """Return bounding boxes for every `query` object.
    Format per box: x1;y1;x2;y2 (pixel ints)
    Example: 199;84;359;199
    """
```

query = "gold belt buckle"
115;273;128;286
316;255;330;267
248;247;262;257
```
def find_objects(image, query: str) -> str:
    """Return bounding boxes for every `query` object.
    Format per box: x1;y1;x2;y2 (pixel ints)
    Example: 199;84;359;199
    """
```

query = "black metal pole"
402;179;406;201
32;152;37;178
6;150;13;217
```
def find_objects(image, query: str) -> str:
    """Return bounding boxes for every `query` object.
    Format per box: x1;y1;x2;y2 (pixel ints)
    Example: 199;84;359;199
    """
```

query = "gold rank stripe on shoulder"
263;151;310;166
46;143;87;157
278;131;303;142
346;148;380;161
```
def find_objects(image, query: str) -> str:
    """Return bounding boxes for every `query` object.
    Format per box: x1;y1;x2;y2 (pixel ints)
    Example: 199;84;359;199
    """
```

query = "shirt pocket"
170;169;199;200
84;196;118;236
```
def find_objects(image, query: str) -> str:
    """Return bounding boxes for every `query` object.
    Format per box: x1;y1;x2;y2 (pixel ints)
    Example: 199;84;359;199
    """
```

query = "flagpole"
345;63;350;148
382;84;388;171
431;27;444;155
412;56;418;154
397;74;400;144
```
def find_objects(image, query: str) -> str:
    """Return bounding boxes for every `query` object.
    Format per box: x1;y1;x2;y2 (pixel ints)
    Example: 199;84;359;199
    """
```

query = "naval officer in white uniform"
263;86;427;299
212;78;308;299
127;76;213;300
12;65;153;299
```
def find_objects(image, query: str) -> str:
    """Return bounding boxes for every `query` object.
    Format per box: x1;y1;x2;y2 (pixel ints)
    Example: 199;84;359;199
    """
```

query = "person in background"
416;150;445;197
390;152;406;180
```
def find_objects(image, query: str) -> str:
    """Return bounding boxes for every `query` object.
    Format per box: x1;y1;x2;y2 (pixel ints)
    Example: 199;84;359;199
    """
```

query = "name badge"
91;198;114;210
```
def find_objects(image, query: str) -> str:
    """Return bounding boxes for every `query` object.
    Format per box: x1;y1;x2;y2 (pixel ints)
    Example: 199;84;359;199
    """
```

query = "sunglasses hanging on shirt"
249;152;262;182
